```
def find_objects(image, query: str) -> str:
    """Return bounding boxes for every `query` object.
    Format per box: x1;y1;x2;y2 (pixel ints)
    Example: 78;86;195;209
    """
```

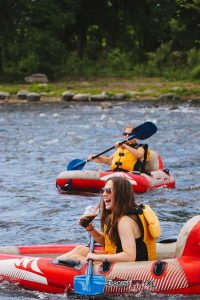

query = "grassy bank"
0;77;200;101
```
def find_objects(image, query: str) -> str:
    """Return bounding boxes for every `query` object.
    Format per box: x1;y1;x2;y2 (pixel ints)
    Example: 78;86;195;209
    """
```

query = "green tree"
173;0;200;49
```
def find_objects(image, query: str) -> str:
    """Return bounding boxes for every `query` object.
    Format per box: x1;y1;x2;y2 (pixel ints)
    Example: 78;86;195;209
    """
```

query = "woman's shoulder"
118;215;138;225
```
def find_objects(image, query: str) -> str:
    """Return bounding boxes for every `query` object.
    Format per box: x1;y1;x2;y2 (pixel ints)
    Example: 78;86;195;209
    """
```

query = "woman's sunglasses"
122;132;132;137
100;188;114;194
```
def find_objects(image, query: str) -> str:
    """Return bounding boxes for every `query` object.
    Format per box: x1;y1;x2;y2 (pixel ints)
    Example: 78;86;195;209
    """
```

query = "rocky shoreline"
1;74;200;105
0;90;200;106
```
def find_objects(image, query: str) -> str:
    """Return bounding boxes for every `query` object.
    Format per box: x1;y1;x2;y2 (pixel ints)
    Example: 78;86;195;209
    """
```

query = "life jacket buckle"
136;204;144;215
115;162;122;167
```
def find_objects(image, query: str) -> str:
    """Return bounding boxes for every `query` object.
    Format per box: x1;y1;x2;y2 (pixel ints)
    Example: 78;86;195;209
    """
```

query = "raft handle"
145;170;151;176
163;168;170;175
130;171;141;175
100;259;111;273
63;179;72;191
153;260;166;276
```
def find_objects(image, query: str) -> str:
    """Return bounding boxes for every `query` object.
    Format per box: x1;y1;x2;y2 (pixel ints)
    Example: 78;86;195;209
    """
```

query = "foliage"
0;0;199;81
191;65;200;79
187;48;200;67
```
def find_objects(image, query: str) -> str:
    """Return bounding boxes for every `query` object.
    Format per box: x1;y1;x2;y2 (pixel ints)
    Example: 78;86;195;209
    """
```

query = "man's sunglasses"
122;132;132;137
100;188;114;194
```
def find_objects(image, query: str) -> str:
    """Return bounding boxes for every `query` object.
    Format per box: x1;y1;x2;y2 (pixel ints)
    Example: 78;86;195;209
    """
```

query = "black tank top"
116;215;148;261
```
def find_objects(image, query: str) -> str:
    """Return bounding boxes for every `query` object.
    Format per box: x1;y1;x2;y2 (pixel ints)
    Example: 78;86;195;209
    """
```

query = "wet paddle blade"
74;274;105;296
67;159;86;171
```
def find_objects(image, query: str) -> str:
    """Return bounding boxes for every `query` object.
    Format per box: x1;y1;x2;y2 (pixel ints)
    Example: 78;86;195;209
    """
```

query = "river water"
0;100;200;300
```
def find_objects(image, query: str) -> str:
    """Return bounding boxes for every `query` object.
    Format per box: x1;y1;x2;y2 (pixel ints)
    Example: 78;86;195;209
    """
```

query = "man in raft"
88;124;151;173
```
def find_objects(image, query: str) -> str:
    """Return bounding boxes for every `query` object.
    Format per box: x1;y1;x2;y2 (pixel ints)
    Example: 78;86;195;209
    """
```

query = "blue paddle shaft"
86;259;93;290
86;236;95;281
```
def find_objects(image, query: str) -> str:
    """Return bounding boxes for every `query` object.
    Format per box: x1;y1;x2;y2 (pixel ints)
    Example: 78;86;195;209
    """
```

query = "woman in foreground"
57;176;159;265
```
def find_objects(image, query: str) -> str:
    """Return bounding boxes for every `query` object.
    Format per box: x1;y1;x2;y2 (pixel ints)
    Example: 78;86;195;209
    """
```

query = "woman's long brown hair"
100;176;137;245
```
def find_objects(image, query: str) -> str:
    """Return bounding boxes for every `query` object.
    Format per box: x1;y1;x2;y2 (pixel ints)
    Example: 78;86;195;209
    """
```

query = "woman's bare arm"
86;216;137;262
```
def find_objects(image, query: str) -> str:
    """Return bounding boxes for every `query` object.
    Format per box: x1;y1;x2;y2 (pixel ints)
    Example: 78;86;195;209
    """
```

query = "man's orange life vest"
111;143;150;172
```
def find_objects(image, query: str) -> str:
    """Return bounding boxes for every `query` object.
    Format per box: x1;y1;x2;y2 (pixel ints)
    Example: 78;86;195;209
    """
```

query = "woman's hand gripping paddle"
74;235;105;296
67;121;157;171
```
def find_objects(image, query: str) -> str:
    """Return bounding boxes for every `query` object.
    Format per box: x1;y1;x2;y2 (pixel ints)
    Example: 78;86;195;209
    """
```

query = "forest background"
0;0;200;97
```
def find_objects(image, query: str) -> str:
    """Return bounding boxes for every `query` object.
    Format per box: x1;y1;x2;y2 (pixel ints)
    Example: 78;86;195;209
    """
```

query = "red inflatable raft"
56;151;175;193
0;216;199;295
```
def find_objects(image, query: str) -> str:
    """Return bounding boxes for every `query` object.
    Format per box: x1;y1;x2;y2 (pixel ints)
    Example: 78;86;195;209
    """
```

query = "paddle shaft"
71;135;133;168
68;132;145;170
86;236;95;289
91;133;136;160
